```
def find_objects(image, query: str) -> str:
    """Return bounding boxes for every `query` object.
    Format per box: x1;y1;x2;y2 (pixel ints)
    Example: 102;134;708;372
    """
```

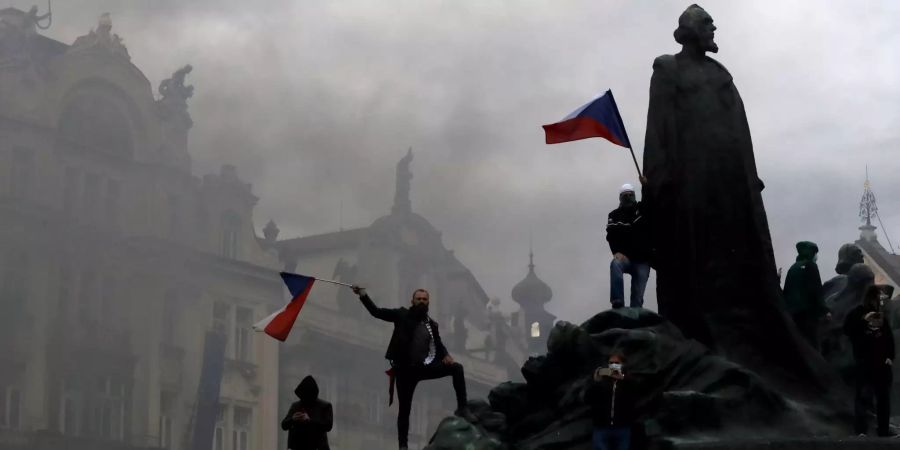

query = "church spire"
859;169;879;242
859;170;896;253
392;148;413;215
529;232;535;272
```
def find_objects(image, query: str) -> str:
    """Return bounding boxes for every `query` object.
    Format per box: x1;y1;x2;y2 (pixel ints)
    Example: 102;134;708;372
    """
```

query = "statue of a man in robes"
642;5;830;389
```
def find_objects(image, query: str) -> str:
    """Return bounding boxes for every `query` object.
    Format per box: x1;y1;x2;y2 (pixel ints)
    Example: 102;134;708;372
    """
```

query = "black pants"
395;362;467;448
854;366;892;435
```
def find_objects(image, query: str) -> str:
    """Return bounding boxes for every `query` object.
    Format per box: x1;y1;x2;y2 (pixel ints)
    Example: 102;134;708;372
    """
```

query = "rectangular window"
58;263;71;312
83;173;100;221
235;307;253;363
96;376;125;441
10;148;34;199
213;302;230;336
163;292;178;344
221;213;241;259
100;275;118;324
1;252;28;306
8;388;21;430
413;398;428;436
0;386;22;430
222;230;238;259
365;389;382;425
106;179;120;228
159;392;174;449
168;194;180;239
60;389;80;436
213;403;226;450
63;167;79;216
232;407;251;450
78;270;97;322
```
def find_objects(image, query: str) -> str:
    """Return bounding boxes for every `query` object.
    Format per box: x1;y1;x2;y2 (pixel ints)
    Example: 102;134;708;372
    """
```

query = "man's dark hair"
411;288;430;299
608;351;626;362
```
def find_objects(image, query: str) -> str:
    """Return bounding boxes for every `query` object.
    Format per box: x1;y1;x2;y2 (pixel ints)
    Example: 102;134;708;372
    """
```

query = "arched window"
57;84;135;159
530;322;541;338
221;211;241;259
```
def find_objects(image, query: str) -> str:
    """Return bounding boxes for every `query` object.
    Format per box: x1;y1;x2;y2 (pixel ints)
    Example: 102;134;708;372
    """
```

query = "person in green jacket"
783;241;830;351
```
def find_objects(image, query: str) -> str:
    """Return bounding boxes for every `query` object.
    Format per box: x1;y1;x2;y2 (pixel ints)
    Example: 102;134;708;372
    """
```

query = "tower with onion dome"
511;248;556;354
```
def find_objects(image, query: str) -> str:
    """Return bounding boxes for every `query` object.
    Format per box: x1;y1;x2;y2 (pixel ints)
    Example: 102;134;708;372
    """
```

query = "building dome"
511;252;552;306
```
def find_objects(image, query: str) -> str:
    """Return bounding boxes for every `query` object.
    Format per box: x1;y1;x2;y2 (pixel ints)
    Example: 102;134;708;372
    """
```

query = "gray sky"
20;0;900;322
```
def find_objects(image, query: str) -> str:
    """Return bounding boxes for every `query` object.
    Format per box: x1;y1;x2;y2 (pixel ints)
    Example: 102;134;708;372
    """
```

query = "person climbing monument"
351;285;477;450
844;285;896;437
281;375;333;450
782;241;829;351
606;181;651;309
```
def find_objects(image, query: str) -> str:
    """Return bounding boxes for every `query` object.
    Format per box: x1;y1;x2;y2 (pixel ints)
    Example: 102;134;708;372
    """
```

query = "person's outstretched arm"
352;286;400;322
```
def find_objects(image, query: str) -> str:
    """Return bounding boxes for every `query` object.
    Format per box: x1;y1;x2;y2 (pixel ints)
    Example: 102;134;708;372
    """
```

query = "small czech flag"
253;272;316;342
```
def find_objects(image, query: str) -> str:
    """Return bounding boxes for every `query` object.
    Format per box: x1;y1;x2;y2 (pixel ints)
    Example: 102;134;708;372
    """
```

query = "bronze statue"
642;4;834;391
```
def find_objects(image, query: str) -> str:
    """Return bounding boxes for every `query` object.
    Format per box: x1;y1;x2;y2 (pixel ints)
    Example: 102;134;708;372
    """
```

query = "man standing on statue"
352;286;476;450
606;182;651;309
782;241;829;351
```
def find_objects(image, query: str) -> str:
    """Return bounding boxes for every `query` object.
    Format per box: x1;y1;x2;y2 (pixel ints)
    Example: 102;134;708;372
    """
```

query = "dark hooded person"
352;286;476;450
844;285;896;437
783;241;829;350
281;376;333;450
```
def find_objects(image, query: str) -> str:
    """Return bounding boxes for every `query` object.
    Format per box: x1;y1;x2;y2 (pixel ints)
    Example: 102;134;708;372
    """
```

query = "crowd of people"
277;180;897;450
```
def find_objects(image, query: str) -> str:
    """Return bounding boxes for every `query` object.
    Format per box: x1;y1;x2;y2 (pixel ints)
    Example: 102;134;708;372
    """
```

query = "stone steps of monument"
662;437;900;450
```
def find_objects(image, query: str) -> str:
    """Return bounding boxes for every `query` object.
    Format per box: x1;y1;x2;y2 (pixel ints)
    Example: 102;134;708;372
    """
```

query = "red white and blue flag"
253;272;316;342
542;90;631;148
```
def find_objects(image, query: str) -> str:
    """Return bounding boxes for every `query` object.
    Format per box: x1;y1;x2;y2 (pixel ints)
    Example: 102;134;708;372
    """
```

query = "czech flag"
542;90;631;148
253;272;316;342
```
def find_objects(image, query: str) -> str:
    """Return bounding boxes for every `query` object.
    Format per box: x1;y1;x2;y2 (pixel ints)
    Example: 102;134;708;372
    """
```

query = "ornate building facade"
0;7;551;450
0;9;282;450
274;149;528;449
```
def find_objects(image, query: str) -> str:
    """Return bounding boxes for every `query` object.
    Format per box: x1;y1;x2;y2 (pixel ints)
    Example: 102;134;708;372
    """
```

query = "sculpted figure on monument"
70;13;130;60
159;64;195;104
822;243;865;305
393;148;413;214
157;64;194;127
642;4;831;388
822;263;875;383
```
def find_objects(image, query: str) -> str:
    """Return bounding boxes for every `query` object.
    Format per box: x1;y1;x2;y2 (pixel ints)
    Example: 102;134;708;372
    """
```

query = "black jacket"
606;203;651;263
782;260;826;316
360;294;448;367
585;375;637;428
281;377;333;450
844;305;895;375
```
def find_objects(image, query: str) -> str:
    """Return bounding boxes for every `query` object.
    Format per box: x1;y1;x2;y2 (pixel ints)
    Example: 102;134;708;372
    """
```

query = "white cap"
619;183;635;194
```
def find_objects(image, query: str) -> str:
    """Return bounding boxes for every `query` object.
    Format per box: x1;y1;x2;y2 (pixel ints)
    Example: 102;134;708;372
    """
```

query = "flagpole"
606;89;643;180
314;278;355;288
280;271;356;288
627;146;643;179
